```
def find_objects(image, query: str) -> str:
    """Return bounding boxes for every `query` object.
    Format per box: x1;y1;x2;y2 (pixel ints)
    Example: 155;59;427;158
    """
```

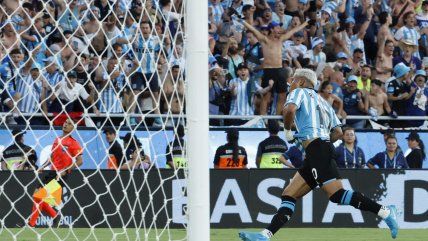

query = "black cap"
381;128;395;136
12;129;26;137
267;120;280;134
103;127;116;134
237;62;249;70
120;133;142;147
406;131;420;141
226;128;239;138
67;70;77;78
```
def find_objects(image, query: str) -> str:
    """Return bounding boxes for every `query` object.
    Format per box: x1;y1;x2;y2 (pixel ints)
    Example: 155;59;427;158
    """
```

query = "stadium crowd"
0;0;184;127
0;0;426;129
208;0;428;128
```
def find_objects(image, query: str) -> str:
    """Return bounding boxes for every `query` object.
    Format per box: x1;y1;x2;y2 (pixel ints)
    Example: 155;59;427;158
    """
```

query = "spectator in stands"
364;79;396;122
304;37;326;68
387;63;412;128
255;120;288;168
272;1;292;30
394;12;420;58
328;71;344;99
55;0;86;32
166;124;186;169
161;65;185;126
319;81;346;119
16;67;49;125
120;133;151;170
342;75;366;129
241;18;308;116
335;127;366;168
228;63;273;125
278;146;303;168
357;65;372;94
97;56;138;118
405;70;428;127
337;8;373;65
0;129;37;171
103;127;124;170
393;40;421;70
376;39;394;82
214;128;248;168
367;135;408;169
49;70;99;125
244;31;263;80
129;21;163;126
209;65;230;125
405;131;426;168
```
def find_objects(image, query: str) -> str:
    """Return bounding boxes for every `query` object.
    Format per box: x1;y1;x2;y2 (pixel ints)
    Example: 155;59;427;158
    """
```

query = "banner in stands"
0;129;427;169
0;170;426;228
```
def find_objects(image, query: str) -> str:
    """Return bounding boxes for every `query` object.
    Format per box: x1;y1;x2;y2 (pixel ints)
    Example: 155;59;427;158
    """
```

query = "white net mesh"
0;0;189;240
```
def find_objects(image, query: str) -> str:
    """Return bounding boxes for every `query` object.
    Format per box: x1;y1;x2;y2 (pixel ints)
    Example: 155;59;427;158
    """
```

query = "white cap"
293;68;317;87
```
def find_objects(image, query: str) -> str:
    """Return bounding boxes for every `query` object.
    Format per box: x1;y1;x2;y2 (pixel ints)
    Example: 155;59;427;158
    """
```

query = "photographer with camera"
209;63;231;126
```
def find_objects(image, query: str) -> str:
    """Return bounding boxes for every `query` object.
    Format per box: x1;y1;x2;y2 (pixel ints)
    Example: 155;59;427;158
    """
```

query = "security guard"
1;129;37;170
166;125;187;169
256;120;288;168
103;127;124;169
214;128;248;168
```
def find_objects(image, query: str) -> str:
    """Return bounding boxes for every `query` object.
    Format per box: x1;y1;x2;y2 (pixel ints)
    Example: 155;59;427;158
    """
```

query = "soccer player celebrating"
239;69;399;241
26;118;83;227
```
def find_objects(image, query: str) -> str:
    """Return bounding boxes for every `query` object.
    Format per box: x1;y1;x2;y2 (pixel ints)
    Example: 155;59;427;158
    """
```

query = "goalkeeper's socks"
266;195;295;234
40;201;57;218
29;201;41;227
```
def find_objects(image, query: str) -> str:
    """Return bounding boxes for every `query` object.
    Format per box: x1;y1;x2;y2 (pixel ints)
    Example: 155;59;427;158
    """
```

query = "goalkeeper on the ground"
23;118;83;227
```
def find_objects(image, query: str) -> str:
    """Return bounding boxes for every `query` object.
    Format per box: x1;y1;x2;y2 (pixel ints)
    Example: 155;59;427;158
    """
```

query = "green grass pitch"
1;228;426;241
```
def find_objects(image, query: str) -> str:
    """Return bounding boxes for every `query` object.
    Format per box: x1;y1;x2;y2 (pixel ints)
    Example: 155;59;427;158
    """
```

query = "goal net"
0;0;208;240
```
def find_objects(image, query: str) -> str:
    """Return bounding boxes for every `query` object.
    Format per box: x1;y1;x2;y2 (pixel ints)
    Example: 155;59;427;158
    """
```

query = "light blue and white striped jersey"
272;13;292;30
58;6;79;31
121;22;138;54
345;34;366;64
304;50;326;66
0;61;24;93
16;74;43;113
43;70;64;89
133;35;160;74
286;88;341;142
208;2;224;26
98;73;125;113
229;78;261;116
394;26;420;46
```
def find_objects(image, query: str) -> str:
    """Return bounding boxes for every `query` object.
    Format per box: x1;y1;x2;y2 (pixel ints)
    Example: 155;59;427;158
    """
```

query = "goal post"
0;0;210;240
186;0;210;240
